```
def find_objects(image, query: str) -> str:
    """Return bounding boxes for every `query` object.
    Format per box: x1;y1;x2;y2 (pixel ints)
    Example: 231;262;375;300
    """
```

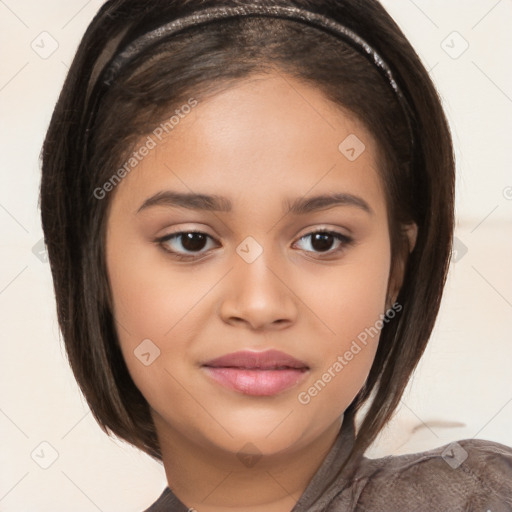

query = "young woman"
39;0;512;510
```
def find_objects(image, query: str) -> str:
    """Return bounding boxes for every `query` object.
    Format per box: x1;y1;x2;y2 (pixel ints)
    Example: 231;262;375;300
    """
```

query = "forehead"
110;71;387;216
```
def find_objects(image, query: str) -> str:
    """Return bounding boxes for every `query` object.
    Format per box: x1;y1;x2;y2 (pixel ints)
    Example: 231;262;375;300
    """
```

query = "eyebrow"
136;190;373;216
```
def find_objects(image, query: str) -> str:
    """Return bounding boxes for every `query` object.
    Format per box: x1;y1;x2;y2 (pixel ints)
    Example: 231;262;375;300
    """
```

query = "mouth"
201;349;310;396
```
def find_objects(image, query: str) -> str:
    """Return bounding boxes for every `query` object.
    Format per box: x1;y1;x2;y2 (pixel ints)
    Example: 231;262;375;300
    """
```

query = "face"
105;71;404;462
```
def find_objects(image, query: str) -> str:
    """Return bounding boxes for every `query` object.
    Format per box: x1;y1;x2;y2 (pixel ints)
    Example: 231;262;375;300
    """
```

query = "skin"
105;70;417;511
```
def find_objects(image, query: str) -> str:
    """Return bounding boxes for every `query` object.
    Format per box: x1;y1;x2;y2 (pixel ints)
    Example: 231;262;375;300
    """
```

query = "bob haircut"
40;0;455;465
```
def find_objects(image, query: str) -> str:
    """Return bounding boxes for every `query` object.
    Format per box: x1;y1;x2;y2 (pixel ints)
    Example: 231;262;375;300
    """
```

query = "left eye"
156;229;352;260
293;230;352;255
157;231;217;258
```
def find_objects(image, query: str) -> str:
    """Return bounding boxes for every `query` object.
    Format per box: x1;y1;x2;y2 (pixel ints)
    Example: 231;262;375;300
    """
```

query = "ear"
387;222;418;306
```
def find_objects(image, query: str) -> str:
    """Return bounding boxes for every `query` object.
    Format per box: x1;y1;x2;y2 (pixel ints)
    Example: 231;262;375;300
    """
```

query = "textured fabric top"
143;413;512;511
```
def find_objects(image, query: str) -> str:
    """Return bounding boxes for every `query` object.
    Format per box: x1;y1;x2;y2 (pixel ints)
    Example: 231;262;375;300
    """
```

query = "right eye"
155;231;219;261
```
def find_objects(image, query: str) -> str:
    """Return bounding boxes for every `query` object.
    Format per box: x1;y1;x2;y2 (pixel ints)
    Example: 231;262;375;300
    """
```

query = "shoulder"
347;438;512;510
143;486;189;512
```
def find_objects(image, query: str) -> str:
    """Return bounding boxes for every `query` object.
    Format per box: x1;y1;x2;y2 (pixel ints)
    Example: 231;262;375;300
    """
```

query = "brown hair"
40;0;455;474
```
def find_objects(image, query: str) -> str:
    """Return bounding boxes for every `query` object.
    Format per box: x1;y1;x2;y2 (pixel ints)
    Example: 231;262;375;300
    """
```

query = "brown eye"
178;232;208;252
310;232;336;252
157;231;217;259
294;230;353;256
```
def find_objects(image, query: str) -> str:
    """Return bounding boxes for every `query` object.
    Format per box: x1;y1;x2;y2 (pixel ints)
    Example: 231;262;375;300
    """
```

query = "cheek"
106;233;244;426
105;228;196;389
106;221;220;342
305;234;391;349
293;234;391;416
109;262;205;338
106;252;209;380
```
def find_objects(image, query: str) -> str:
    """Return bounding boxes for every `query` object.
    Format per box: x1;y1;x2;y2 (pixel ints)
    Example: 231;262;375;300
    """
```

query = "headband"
85;3;417;172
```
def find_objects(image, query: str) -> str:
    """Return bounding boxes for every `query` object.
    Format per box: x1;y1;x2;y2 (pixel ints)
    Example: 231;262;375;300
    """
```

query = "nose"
218;246;298;331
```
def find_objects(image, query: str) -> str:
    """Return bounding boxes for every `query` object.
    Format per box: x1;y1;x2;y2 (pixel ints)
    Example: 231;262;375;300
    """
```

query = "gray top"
144;413;512;511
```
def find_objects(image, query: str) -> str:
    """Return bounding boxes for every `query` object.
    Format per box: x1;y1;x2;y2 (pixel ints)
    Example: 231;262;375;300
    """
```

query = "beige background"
1;0;511;510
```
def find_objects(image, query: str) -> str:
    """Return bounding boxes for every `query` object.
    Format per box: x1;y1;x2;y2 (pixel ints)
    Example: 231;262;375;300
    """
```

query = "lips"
201;349;309;396
203;349;309;370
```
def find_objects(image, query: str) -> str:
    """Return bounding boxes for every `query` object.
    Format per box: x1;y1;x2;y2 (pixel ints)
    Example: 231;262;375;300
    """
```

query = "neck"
154;416;344;512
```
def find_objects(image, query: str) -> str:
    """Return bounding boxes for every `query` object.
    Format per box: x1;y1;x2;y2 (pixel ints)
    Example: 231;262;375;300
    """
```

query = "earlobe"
387;222;418;307
405;222;418;254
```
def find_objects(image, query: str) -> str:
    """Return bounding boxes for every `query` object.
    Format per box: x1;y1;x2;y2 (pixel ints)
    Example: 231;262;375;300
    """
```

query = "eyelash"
155;229;354;262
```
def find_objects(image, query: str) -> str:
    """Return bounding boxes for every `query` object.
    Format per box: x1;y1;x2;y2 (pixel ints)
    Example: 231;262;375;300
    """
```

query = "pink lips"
202;349;309;396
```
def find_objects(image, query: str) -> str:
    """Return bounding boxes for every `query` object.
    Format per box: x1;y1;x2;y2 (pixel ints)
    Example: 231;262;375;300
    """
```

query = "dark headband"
86;3;417;177
105;5;398;90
